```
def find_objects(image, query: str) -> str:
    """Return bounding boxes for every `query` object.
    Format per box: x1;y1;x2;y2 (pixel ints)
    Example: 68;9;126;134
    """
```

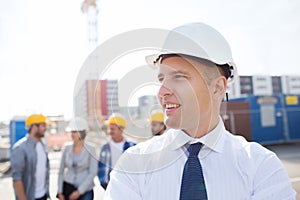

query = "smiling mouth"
165;103;180;109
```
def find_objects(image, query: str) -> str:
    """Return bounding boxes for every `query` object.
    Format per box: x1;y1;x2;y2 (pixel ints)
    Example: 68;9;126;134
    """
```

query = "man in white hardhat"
105;23;296;199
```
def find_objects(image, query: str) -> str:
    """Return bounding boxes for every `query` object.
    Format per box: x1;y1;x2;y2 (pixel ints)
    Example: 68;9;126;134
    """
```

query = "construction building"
74;79;119;130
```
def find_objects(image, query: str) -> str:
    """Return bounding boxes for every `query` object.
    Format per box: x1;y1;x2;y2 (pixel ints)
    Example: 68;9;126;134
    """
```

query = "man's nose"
158;84;173;99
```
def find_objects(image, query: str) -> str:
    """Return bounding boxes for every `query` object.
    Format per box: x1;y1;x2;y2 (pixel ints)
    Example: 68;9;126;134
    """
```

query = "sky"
1;0;300;122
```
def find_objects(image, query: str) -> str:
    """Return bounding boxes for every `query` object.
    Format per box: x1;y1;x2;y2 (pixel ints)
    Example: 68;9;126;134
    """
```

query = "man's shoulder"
125;140;136;146
224;133;296;198
100;142;110;152
224;131;275;161
12;136;30;150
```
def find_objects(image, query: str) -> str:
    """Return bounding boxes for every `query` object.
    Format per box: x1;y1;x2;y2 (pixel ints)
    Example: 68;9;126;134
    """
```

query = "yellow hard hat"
150;111;164;123
107;113;126;129
26;114;47;128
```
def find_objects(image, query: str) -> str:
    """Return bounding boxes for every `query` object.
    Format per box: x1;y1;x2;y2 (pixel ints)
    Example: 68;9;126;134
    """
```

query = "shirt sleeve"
77;146;98;194
11;145;25;181
251;152;296;200
57;146;67;193
98;144;110;189
104;170;142;200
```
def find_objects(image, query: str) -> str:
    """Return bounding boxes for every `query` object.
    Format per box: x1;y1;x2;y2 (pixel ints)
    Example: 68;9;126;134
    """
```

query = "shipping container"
283;95;300;141
221;101;252;141
228;95;286;144
281;76;300;95
239;76;253;95
252;75;273;96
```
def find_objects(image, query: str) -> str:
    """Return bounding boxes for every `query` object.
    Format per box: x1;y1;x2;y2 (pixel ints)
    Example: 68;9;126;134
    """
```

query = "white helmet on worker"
68;117;89;132
146;22;237;83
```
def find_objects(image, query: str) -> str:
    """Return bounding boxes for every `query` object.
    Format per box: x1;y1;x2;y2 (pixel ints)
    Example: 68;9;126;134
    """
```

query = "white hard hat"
146;22;237;83
68;117;89;131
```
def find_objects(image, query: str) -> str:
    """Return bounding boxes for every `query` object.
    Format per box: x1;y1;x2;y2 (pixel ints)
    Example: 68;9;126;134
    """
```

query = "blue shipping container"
283;95;300;141
231;95;286;144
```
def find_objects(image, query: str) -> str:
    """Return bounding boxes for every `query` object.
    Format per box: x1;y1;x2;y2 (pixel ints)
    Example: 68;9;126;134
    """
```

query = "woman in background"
57;117;97;200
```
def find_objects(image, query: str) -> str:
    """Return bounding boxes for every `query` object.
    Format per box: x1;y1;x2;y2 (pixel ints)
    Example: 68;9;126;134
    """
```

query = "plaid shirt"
98;140;135;189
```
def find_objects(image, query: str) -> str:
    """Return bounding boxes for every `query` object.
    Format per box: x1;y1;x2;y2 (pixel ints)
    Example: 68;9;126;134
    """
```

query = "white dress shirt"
105;118;296;200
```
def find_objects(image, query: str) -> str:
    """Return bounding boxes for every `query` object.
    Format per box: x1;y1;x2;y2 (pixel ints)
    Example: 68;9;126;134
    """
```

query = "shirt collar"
168;116;225;153
26;134;37;144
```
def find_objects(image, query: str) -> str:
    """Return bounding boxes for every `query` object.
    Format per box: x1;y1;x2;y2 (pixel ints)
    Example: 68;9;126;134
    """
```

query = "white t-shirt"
109;140;125;168
35;141;47;198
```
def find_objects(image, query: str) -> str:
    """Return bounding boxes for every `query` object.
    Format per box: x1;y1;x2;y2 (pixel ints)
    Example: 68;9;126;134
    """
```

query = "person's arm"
13;180;27;200
56;193;65;200
251;151;296;199
98;145;109;189
11;146;27;200
104;169;142;200
104;149;143;200
57;146;67;198
77;146;98;194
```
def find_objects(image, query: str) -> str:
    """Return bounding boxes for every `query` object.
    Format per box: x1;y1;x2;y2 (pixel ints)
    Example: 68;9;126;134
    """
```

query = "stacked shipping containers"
224;75;300;144
228;75;300;97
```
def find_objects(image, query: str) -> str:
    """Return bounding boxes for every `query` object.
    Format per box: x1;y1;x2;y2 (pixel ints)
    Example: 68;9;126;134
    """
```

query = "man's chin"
36;133;45;138
165;120;181;130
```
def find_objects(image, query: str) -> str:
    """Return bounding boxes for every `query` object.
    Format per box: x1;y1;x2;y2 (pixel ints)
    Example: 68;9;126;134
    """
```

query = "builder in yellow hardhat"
11;114;50;200
149;110;166;136
98;113;135;190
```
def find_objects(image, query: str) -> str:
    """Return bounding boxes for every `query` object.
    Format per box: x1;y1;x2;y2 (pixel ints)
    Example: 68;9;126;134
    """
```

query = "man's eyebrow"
170;70;188;75
157;70;189;78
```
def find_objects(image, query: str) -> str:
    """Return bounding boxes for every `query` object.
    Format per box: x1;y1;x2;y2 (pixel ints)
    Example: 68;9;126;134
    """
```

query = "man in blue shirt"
11;114;50;200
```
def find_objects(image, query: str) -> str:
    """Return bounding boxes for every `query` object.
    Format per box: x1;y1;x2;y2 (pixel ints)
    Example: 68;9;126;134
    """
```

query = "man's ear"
213;76;227;99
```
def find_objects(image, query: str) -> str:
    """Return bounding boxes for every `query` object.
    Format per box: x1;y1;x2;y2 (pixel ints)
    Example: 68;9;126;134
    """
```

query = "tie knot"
188;143;202;156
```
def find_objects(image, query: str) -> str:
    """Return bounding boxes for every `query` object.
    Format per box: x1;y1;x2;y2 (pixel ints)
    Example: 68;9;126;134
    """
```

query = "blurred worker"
98;113;135;190
11;114;49;200
57;117;97;200
149;110;166;136
105;23;296;199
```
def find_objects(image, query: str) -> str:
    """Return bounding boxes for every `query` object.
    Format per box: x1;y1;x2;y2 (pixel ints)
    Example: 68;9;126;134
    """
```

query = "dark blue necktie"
180;143;208;200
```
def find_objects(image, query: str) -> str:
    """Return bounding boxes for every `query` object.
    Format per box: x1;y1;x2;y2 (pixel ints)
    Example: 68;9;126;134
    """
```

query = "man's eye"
158;77;164;82
174;74;185;78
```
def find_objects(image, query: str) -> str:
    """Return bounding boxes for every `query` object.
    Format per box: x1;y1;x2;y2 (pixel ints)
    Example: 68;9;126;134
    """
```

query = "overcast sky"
1;0;300;122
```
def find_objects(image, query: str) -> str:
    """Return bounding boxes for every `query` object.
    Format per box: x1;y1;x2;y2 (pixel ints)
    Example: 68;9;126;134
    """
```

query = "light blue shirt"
105;118;296;200
11;136;50;200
